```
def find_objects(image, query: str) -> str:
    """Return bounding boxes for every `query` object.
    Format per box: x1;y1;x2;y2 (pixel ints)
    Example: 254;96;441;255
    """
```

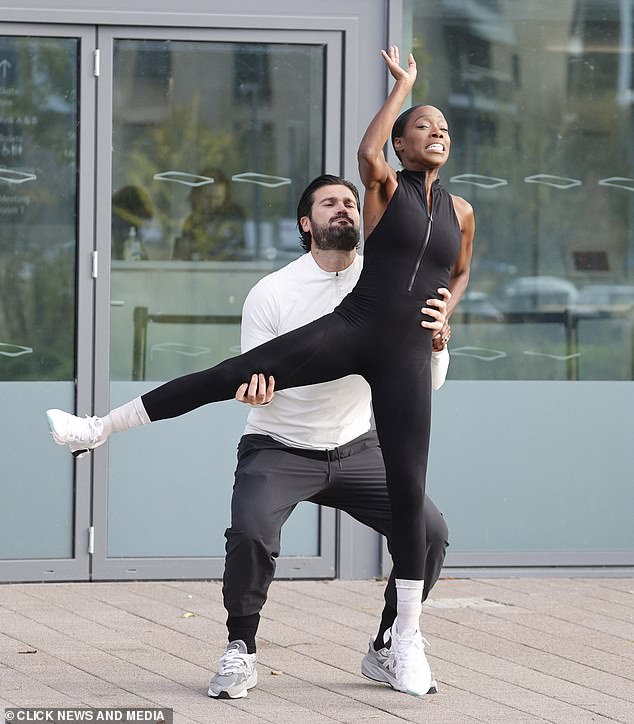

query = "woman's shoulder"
449;193;474;218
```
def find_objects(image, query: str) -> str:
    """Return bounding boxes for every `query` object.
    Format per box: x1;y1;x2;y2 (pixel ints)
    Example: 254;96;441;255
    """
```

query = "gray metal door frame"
90;22;347;581
0;22;96;582
0;1;391;583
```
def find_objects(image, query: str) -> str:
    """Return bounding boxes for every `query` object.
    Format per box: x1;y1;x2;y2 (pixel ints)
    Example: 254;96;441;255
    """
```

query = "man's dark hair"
296;174;360;252
390;105;423;162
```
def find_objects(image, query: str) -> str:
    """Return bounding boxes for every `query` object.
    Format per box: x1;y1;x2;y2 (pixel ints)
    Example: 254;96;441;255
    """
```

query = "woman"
48;47;474;697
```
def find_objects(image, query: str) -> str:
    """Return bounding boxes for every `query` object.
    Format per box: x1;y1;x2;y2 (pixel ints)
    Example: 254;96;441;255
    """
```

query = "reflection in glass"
0;36;78;381
0;36;78;562
172;168;246;261
112;40;323;265
110;40;325;382
405;0;634;380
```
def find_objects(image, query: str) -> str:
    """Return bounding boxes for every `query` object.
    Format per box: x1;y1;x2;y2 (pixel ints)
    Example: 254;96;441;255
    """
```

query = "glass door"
92;28;342;579
0;25;95;581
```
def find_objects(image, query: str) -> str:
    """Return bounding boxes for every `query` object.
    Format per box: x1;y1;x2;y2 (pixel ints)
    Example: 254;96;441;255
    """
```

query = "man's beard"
311;218;359;251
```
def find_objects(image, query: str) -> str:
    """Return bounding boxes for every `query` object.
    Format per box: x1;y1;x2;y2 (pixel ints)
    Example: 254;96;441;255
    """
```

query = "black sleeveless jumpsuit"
142;169;462;580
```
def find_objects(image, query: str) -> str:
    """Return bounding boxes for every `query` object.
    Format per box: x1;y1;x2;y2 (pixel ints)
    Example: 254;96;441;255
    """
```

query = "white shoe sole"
207;671;257;699
362;655;437;695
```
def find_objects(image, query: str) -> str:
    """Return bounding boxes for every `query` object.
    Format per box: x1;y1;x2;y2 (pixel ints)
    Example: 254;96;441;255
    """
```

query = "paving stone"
1;578;633;722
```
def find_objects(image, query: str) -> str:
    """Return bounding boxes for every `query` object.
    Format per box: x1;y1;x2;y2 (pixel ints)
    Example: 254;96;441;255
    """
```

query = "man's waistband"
238;430;379;461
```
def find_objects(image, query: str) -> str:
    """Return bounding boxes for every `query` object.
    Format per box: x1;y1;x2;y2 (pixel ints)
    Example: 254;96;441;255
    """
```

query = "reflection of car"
453;290;503;321
576;284;634;309
475;258;517;275
500;276;578;313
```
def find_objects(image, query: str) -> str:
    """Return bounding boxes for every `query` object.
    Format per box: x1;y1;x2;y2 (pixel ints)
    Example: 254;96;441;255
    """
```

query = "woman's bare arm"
445;195;475;322
357;47;416;238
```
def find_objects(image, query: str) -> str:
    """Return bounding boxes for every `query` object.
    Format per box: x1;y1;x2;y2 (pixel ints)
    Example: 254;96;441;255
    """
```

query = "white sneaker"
362;633;437;695
46;409;106;459
208;640;257;699
389;626;434;696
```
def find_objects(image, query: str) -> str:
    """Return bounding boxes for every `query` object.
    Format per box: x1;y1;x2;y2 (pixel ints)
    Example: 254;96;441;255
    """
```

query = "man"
208;174;451;700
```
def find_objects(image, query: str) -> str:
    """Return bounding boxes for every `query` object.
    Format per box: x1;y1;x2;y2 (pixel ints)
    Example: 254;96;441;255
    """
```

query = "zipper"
407;213;433;293
327;446;342;474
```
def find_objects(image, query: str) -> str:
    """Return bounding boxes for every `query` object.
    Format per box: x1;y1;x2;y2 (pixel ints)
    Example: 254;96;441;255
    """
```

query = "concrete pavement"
1;576;633;723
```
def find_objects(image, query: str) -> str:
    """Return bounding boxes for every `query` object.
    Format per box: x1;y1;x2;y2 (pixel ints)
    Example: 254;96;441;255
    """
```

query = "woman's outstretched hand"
380;46;416;87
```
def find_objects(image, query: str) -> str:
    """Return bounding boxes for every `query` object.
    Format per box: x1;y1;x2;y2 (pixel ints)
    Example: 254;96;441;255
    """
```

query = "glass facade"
404;0;634;381
0;1;631;580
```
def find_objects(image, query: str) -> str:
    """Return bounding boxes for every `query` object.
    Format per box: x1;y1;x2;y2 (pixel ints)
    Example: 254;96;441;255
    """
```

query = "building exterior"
1;0;632;583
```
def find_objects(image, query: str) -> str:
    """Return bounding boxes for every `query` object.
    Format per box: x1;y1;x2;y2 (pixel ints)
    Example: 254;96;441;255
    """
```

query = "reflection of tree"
0;37;78;381
3;39;78;163
414;9;631;290
407;2;633;381
410;38;431;104
0;38;78;223
0;247;74;380
118;96;241;245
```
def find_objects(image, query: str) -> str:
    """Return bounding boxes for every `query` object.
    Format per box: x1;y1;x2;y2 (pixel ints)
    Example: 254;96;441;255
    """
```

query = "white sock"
101;397;151;437
394;578;424;634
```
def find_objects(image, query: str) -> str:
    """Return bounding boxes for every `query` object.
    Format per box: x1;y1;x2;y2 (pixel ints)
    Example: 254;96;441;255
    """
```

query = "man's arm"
234;281;278;405
431;330;451;390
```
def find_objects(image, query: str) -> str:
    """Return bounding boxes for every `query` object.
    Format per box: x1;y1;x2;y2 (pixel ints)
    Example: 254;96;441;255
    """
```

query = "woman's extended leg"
47;312;359;454
140;313;342;420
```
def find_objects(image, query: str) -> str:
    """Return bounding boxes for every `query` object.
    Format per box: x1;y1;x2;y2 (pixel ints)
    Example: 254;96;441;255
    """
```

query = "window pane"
108;39;326;558
0;35;79;560
110;40;324;382
0;36;78;381
405;0;634;380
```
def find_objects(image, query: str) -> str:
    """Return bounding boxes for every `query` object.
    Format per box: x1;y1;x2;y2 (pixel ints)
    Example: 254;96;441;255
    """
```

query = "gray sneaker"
208;640;257;699
361;632;437;695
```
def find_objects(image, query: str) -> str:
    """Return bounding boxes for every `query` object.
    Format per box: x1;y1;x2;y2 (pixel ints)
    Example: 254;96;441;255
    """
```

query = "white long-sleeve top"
241;252;449;449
